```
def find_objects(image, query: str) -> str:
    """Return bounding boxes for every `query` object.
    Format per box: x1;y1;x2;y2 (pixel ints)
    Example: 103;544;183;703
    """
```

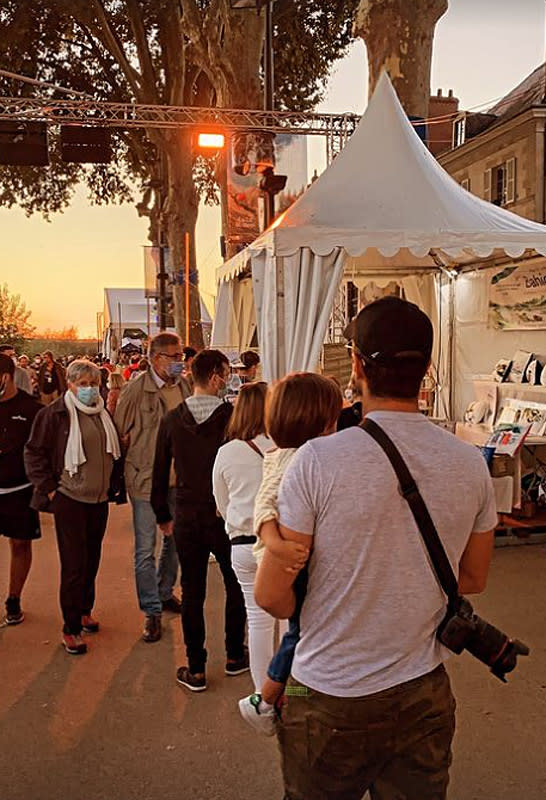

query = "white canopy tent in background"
212;73;546;416
103;288;213;360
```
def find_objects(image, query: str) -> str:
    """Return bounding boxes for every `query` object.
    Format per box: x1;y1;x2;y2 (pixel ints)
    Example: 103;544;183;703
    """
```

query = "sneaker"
176;666;207;692
142;614;162;643
62;633;87;655
161;595;182;614
225;649;250;676
5;596;24;625
239;693;277;737
82;614;100;633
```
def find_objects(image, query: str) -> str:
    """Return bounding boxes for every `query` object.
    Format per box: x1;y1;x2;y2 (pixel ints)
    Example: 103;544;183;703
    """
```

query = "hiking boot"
142;614;162;643
5;596;24;625
225;648;250;676
161;595;182;614
62;633;87;655
82;614;100;633
176;666;207;692
239;693;277;737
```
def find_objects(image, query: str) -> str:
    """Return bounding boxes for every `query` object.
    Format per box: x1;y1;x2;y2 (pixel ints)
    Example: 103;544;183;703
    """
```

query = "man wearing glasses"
115;333;191;643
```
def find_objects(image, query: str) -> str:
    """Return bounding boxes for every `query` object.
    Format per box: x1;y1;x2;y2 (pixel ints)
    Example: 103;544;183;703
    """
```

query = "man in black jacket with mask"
151;349;247;692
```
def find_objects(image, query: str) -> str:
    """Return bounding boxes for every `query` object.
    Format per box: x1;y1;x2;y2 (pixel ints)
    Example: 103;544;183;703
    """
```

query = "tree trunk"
354;0;448;118
164;131;203;349
216;9;266;261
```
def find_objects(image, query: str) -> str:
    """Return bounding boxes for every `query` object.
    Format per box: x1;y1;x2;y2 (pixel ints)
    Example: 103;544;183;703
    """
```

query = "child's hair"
266;372;343;448
227;381;268;441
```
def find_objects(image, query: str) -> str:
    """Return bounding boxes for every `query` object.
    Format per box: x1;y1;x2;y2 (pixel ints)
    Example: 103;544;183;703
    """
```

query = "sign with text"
489;262;546;330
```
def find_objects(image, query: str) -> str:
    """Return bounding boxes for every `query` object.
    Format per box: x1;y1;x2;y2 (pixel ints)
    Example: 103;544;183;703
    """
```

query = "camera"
437;597;529;682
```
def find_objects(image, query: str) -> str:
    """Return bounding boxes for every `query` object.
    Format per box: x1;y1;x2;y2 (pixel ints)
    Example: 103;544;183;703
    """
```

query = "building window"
484;158;516;206
454;116;466;147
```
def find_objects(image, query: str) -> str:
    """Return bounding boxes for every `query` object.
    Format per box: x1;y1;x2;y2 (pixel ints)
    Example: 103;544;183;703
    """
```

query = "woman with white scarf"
25;360;121;655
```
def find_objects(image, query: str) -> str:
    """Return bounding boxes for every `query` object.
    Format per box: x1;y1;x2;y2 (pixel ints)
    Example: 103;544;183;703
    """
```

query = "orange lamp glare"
197;132;225;149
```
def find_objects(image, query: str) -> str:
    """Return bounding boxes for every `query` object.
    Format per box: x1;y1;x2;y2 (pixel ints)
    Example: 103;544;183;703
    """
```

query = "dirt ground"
0;505;544;800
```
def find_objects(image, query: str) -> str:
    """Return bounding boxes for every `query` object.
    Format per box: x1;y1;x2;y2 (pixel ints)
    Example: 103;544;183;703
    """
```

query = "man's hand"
270;539;309;574
120;434;130;449
159;520;174;537
48;490;56;502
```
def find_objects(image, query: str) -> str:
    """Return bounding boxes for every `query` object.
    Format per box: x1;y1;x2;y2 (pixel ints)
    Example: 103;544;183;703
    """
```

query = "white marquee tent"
103;288;213;359
212;73;546;416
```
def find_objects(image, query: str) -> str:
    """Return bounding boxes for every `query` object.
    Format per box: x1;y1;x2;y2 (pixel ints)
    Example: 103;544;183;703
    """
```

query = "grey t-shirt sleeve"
472;457;499;532
278;443;317;537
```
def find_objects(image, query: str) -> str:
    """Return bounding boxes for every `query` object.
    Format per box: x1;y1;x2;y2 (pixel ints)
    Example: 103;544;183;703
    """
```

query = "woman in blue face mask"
24;360;121;656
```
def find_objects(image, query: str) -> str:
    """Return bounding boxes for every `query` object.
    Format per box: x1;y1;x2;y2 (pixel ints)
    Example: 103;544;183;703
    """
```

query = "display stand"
456;379;546;544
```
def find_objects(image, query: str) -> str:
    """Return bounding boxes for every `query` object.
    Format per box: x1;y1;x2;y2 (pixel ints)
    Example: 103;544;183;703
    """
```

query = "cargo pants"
278;664;456;800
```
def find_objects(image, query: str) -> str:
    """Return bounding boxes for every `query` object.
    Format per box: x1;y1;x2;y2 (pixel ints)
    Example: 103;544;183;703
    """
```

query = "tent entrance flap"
253;247;346;383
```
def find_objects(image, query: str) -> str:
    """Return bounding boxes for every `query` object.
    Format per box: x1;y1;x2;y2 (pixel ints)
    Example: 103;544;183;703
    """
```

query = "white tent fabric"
214;72;546;390
252;248;345;382
248;72;546;263
211;278;255;351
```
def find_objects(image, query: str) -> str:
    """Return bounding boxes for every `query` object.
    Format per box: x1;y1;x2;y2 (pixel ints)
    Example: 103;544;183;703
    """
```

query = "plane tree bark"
354;0;448;117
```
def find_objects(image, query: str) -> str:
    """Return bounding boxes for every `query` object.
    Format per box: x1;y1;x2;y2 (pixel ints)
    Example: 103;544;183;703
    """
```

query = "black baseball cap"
344;296;433;365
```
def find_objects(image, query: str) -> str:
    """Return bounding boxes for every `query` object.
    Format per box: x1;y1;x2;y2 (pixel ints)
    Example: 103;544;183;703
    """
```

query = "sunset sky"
1;0;545;338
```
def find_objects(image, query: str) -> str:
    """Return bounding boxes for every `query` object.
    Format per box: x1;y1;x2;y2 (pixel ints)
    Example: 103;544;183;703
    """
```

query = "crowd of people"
0;297;499;800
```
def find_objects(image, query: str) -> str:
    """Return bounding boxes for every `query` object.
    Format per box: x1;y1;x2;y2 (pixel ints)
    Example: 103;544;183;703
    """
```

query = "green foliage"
24;337;96;358
274;0;360;111
0;283;36;348
0;1;359;222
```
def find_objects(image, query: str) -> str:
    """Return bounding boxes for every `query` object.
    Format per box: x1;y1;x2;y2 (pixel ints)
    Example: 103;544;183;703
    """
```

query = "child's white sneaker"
238;693;276;737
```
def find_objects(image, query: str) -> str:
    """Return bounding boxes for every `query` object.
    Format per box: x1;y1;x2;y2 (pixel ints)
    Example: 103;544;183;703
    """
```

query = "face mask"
77;386;100;406
226;374;242;394
168;361;185;378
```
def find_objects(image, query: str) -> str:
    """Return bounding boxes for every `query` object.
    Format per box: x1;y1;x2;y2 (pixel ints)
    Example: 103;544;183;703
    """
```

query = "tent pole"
447;275;456;420
275;255;285;378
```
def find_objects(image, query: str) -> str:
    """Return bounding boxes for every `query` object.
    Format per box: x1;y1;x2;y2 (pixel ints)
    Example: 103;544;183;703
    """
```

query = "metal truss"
0;95;359;142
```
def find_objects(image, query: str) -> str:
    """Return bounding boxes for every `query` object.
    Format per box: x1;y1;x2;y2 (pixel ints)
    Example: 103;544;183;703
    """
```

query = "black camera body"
437;597;529;682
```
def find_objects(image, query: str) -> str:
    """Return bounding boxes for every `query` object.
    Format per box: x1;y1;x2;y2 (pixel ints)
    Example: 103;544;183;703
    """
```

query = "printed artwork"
489;263;546;330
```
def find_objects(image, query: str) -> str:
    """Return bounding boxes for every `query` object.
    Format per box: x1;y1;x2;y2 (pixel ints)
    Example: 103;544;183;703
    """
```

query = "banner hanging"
488;262;546;330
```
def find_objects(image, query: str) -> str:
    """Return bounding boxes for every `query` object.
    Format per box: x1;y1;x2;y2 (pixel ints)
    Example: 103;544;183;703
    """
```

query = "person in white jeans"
213;382;284;691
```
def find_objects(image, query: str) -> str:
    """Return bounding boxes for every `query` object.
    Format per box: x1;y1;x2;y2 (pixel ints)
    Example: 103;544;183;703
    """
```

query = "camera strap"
361;418;460;606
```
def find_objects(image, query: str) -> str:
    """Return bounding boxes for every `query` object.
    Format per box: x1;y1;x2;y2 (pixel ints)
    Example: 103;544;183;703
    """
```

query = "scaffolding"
0;95;359;155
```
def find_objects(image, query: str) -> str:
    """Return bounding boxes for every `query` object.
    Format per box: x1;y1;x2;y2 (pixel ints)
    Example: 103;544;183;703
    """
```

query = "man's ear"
352;352;365;380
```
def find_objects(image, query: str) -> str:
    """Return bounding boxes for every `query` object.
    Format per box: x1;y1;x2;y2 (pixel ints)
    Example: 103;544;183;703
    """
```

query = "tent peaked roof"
252;71;546;262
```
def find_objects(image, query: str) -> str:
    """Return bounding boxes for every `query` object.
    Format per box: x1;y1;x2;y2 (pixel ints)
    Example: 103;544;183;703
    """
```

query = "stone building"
436;64;546;224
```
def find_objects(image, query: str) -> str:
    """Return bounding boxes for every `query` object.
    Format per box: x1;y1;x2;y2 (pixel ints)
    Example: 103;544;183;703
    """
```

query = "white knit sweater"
252;447;298;562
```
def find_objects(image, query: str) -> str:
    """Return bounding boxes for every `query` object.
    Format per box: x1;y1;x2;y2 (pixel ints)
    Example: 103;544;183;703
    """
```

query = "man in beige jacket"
115;332;191;642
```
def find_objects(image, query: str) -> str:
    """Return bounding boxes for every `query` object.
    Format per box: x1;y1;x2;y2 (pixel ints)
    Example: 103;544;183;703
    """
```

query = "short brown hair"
227;382;268;441
267;373;343;449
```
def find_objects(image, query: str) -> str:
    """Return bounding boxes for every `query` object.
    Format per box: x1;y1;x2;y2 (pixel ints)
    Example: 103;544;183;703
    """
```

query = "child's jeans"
267;567;308;684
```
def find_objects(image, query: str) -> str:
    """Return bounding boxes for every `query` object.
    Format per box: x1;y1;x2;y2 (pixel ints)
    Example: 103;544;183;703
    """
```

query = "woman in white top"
213;381;280;691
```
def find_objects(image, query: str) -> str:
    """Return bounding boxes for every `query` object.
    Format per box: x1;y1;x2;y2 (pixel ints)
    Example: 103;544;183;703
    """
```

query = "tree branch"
85;0;143;100
124;0;160;102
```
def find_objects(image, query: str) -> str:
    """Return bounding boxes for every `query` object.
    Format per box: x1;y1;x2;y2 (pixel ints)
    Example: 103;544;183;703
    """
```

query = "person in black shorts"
0;353;42;625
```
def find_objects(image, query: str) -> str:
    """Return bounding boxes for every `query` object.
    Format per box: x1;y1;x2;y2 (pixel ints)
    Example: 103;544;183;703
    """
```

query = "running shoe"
5;596;24;625
82;614;100;633
238;693;276;736
176;666;207;692
62;633;87;655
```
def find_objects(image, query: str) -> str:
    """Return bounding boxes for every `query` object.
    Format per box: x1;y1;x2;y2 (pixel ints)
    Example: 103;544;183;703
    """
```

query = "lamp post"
230;0;277;227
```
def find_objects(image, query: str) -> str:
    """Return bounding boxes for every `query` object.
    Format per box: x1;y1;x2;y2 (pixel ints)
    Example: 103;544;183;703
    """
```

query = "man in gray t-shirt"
255;297;497;800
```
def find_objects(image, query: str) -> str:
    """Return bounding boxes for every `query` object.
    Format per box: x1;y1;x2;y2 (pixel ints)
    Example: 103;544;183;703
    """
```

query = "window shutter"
506;158;516;204
484;168;492;202
461;178;470;191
